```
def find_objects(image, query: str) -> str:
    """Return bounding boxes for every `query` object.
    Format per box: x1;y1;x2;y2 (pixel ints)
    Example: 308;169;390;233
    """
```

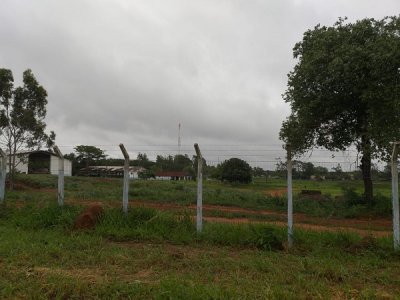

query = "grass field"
1;174;399;299
11;174;394;218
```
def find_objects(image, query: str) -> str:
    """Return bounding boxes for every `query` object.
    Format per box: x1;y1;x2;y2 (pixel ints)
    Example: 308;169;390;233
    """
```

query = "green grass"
0;203;399;298
12;174;394;220
0;174;396;298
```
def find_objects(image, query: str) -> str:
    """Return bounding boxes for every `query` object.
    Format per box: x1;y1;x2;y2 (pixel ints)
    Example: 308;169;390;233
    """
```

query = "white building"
7;150;72;176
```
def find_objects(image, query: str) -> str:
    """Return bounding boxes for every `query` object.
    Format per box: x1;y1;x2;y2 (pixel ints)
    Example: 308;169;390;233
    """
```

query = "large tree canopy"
220;158;252;184
74;145;107;169
280;17;400;202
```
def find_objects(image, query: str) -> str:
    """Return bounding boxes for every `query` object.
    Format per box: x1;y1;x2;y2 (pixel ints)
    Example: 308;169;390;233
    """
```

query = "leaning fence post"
53;146;64;206
286;143;293;248
391;141;400;250
119;144;129;213
194;143;203;233
0;149;7;203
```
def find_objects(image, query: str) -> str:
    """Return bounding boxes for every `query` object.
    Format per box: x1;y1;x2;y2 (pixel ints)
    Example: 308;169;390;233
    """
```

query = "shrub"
252;227;284;251
219;158;252;184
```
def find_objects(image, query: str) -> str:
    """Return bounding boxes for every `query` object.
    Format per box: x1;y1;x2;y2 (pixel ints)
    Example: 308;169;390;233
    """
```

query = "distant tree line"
64;145;393;183
272;159;391;181
65;145;201;178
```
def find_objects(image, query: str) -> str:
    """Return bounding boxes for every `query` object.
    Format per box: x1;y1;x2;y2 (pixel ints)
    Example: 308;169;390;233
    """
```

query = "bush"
253;227;284;251
371;193;392;216
342;187;364;206
219;158;252;184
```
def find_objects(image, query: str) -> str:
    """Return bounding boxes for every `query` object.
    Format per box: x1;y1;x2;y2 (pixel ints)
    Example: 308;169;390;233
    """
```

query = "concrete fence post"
53;146;64;206
0;149;7;203
194;143;203;233
391;141;400;250
119;144;130;214
286;143;293;248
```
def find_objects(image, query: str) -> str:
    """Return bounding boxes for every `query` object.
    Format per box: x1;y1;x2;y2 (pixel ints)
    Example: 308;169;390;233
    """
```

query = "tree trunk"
360;137;373;206
7;143;15;191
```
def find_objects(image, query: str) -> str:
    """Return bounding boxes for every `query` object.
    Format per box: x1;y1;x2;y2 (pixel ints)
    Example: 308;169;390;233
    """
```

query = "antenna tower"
178;123;181;154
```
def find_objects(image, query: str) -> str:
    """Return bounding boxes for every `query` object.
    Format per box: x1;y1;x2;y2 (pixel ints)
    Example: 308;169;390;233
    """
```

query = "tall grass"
1;203;393;255
11;174;395;218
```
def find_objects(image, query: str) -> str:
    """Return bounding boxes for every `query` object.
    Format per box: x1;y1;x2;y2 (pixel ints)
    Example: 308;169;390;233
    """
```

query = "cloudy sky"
0;0;399;163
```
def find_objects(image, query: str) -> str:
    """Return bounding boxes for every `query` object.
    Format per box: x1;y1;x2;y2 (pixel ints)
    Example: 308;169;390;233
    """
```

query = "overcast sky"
0;0;399;163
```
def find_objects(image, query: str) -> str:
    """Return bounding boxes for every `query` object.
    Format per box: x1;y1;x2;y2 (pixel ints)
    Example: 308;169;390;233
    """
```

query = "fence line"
1;141;399;250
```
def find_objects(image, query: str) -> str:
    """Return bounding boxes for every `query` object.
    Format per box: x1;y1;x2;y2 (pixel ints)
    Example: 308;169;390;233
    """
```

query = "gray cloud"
0;0;398;159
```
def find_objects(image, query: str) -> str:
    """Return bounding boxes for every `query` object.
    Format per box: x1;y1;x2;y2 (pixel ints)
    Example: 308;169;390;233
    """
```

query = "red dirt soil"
65;199;393;237
74;204;104;230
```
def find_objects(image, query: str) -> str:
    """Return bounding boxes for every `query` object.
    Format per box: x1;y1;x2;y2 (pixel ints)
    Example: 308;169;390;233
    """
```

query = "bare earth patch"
63;198;393;237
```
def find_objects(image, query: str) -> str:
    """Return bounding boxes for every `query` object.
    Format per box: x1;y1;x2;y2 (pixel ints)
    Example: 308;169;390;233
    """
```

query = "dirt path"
131;200;392;230
202;217;390;237
65;198;392;237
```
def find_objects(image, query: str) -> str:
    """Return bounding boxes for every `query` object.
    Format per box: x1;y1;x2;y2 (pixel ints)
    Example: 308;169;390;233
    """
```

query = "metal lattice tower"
178;123;181;154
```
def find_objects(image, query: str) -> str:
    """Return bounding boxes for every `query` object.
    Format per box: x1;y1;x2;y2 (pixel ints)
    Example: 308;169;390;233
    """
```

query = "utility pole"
178;123;181;155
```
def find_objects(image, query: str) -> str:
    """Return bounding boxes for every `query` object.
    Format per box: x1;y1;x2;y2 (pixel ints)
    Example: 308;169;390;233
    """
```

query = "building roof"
9;150;55;156
82;166;146;173
155;171;190;177
8;150;72;162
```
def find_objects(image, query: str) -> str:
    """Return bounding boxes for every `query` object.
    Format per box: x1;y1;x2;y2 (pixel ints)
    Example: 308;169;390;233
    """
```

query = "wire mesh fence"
2;141;399;249
54;143;389;180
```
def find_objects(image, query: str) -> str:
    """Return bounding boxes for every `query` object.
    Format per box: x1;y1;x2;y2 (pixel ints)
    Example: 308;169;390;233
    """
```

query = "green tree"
134;152;154;169
74;145;106;169
252;166;268;182
155;154;174;171
294;161;315;179
220;158;252;184
280;17;400;203
0;69;55;189
173;154;192;171
314;166;329;178
252;166;266;177
275;160;287;178
155;154;193;172
329;164;344;180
